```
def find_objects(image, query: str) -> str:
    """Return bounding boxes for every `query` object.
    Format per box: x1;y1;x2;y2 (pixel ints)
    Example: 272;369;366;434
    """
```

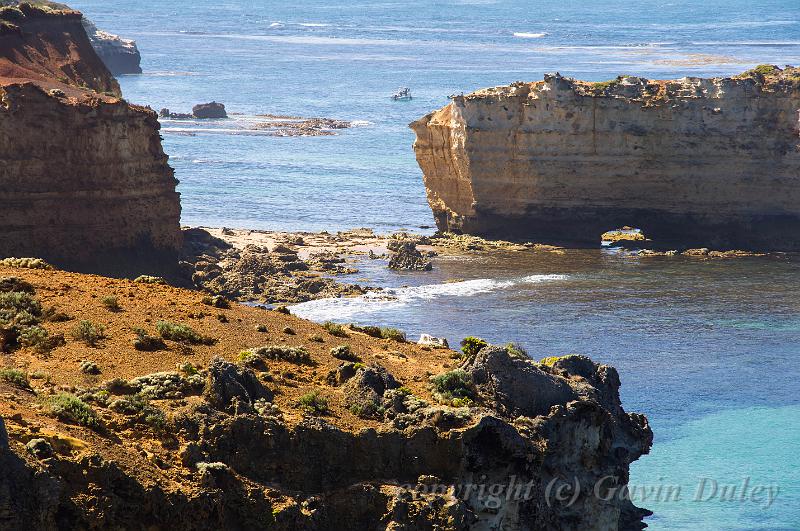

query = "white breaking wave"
291;274;567;321
513;32;548;39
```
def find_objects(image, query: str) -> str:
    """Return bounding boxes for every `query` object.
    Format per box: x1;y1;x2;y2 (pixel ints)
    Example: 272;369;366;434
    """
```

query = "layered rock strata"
0;4;181;274
411;67;800;250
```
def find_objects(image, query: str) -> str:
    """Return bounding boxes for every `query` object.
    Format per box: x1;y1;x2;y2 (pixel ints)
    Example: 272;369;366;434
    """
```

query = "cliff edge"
411;67;800;250
0;4;180;274
0;265;653;530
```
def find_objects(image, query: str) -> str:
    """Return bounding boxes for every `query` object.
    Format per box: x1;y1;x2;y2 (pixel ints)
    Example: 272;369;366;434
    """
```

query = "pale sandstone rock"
411;68;800;250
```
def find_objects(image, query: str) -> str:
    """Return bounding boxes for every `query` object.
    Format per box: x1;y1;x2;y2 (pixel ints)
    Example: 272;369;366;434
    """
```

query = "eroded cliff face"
0;265;653;530
411;68;800;250
0;4;180;273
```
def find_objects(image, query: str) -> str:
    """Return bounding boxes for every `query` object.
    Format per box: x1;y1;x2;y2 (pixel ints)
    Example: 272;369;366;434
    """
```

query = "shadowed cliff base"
412;66;800;252
434;206;800;251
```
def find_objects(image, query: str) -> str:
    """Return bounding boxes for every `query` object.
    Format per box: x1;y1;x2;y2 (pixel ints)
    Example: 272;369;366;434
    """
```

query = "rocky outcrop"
0;4;181;274
192;101;227;119
411;67;800;250
81;18;142;75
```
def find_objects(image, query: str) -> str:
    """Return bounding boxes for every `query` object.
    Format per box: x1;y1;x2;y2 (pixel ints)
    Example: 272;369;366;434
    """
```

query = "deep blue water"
69;0;800;528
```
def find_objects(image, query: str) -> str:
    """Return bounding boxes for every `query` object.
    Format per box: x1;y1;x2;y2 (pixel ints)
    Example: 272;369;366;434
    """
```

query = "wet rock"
203;357;272;412
192;102;227;119
387;241;432;271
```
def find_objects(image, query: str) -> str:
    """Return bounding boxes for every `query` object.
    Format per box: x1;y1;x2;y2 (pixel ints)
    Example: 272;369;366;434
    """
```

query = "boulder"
418;334;448;348
192;102;227;119
203;357;272;411
461;346;577;418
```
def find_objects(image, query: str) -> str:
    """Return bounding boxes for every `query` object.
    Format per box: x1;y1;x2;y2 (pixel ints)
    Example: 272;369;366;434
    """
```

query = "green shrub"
297;391;328;415
322;321;348;337
348;324;382;338
247;345;312;365
133;328;166;351
330;344;361;362
42;393;102;430
274;305;290;315
156;321;214;345
72;320;105;347
19;326;64;353
308;334;324;343
380;327;406;342
282;326;296;335
101;296;121;312
79;360;100;375
256;324;268;333
504;342;528;359
201;295;230;309
460;336;488;358
430;369;474;404
741;64;778;77
539;356;567;367
0;291;42;320
0;367;30;389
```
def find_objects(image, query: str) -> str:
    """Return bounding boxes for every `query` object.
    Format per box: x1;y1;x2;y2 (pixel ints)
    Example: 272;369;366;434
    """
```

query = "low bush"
379;327;406;342
297;391;328;415
72;320;106;347
19;326;64;353
460;336;488;358
133;275;165;285
247;345;313;365
42;393;102;430
430;369;474;405
133;328;166;351
322;321;348;337
156;321;214;345
504;342;528;359
101;296;121;312
0;367;30;389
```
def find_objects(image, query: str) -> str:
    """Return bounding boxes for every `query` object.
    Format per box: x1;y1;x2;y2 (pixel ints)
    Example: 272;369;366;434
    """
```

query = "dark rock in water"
159;108;192;119
387;241;432;271
192;102;227;119
204;357;272;412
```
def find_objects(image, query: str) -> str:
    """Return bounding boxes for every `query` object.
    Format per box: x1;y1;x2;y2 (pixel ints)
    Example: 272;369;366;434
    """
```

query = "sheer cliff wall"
0;5;180;273
411;69;800;250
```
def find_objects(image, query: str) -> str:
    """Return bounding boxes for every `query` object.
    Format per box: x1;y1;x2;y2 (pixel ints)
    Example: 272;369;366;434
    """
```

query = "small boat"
391;87;412;101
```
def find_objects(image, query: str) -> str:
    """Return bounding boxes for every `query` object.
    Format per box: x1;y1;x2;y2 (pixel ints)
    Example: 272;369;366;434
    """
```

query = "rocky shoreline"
0;263;653;530
179;226;774;306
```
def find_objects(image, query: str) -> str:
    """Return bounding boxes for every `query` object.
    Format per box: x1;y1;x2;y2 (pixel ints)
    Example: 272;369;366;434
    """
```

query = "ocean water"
69;0;800;528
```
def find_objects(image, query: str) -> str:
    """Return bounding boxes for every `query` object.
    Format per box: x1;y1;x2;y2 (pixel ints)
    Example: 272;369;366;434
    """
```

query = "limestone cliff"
0;4;180;274
411;67;800;250
82;18;142;75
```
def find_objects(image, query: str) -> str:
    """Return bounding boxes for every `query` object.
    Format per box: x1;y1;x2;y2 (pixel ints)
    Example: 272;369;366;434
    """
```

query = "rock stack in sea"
411;67;800;250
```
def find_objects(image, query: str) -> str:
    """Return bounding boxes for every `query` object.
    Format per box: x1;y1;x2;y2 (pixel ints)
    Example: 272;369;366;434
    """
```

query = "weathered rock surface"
192;101;227;119
411;67;800;250
81;18;142;75
0;4;181;274
387;239;433;271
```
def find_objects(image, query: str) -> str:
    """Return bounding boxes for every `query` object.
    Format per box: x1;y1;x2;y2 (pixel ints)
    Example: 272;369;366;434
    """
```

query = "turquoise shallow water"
68;0;800;527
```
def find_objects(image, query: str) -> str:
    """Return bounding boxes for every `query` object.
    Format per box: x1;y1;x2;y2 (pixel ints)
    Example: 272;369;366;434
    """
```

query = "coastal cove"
55;0;800;528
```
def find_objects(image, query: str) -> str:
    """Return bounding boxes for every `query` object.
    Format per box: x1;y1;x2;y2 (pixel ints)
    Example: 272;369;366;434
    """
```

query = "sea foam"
291;274;567;321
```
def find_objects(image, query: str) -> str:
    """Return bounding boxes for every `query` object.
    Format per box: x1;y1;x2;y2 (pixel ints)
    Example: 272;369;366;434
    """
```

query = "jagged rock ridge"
411;67;800;250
